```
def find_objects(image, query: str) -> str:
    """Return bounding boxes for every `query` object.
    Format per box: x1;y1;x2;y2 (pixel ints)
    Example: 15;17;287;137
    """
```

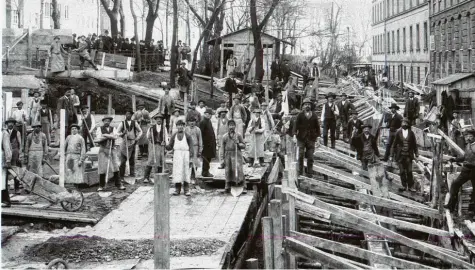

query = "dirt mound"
24;235;226;262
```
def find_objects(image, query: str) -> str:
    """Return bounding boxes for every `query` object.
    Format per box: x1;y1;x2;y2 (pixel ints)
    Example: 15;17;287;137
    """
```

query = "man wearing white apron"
65;124;86;184
166;120;194;196
228;94;247;137
25;123;48;177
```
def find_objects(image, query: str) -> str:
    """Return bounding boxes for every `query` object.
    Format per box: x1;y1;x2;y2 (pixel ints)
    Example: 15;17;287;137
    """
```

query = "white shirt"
320;102;340;122
341;100;347;106
12;109;27;123
402;129;408;138
196;106;207;116
364;133;370;139
81;113;96;131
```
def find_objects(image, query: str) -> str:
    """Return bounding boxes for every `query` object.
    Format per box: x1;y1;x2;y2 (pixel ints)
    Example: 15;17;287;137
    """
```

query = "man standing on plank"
347;109;363;143
382;103;403;161
142;114;168;183
4;118;22;194
12;101;28;143
228;94;247;137
166;120;194;196
336;93;354;142
293;98;321;176
38;100;53;145
79;105;95;152
185;117;202;183
390;118;419;192
351;124;380;171
95;116;124;191
321;92;339;149
28;90;42;125
403;90;420;126
24;123;48;177
65;124;86;184
133;102;151;159
216;108;229;164
247;108;266;167
199;108;216;178
219;120;246;194
159;85;175;132
117;109;142;180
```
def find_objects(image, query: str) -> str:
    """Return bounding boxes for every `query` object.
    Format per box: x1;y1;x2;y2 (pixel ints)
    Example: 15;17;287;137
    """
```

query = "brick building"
371;0;430;85
429;0;475;81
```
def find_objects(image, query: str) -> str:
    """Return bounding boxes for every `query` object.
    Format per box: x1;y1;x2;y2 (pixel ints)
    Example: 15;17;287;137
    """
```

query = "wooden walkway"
195;161;268;182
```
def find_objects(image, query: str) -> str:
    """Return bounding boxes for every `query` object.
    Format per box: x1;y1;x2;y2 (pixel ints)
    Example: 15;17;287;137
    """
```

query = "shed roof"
432;73;475;85
207;28;292;45
2;75;44;89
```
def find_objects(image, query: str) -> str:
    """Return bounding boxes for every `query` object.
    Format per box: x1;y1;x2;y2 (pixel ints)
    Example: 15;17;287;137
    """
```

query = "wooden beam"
284;238;364;269
154;173;170;269
262;217;274;269
300;176;441;219
317;152;369;177
270;200;284;269
59;109;65;187
132;95;136;112
290;231;435;269
295;200;331;220
288;195;296;269
464;220;475;236
108;94;112;115
438;129;464;156
311;198;473;268
445;209;455;237
2;206;97;224
368;163;390;199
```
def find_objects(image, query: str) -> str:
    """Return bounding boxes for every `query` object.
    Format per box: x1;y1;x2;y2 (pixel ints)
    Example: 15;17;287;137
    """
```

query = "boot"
259;157;265;167
248;158;254;167
183;182;191;196
98;174;106;191
444;195;457;212
114;172;125;190
2;189;11;207
307;159;314;176
141;166;153;183
157;166;163;173
173;183;181;195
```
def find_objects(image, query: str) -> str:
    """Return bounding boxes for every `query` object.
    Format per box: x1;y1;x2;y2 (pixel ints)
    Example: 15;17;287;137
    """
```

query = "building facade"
371;0;430;85
429;0;475;81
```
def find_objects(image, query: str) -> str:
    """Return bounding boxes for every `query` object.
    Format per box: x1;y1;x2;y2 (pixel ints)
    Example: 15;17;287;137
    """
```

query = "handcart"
8;168;84;212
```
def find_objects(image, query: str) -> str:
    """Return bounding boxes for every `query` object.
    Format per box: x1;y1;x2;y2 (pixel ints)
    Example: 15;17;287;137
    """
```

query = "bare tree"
144;0;161;44
169;0;178;87
250;0;281;81
225;0;250;32
100;0;122;37
119;0;126;37
51;0;61;29
130;0;142;72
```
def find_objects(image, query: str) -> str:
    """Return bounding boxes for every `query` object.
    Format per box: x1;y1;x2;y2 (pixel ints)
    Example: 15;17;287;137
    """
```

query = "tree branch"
258;0;280;30
184;0;206;27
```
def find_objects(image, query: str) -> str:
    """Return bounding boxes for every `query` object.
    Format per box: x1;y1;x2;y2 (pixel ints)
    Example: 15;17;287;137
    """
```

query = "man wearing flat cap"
25;122;48;178
176;61;192;100
185;116;202;182
80;105;95;151
12;101;28;145
117;109;143;180
39;100;53;145
321;92;339;148
28;90;42;125
57;90;77;136
446;129;475;213
65;124;86;184
228;94;247;137
219;120;246;194
403;90;420;126
133;101;151;159
199;108;217;177
382;103;403;161
186;101;202;124
159;84;175;132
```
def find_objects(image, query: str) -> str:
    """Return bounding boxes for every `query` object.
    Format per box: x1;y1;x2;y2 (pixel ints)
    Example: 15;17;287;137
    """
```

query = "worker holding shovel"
141;114;168;183
247;108;266;167
219;120;246;194
117;109;142;181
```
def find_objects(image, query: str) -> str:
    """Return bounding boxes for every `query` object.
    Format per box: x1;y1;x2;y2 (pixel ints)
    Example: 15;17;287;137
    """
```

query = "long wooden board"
2;206;98;224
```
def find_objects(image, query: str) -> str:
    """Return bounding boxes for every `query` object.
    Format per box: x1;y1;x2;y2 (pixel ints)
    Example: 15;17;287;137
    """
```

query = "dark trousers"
361;159;370;171
99;172;120;188
323;119;336;148
447;166;475;211
336;116;348;141
164;113;171;132
398;156;414;188
82;130;93;152
297;139;315;175
383;131;396;160
202;155;212;174
302;75;309;89
119;145;136;177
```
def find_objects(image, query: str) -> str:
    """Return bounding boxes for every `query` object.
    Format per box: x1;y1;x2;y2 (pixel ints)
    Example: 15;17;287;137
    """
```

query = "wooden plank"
59;109;65;187
2;207;97;224
464;220;475;236
445;209;455;237
332;204;451;237
290;231;435;269
284;238;364;269
368;163;389;198
300;176;441;219
317;152;369;177
311;198;474;269
262;217;274;269
269;200;284;269
438;129;465;156
295;200;331;220
288;196;296;269
154;173;170;269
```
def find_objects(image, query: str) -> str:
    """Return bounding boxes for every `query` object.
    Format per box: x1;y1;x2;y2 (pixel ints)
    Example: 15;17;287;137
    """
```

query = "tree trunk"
100;0;121;37
51;0;61;29
145;13;157;44
40;0;45;29
169;0;178;88
18;0;24;28
130;0;142;72
165;0;169;47
186;9;191;45
119;3;126;37
110;16;119;38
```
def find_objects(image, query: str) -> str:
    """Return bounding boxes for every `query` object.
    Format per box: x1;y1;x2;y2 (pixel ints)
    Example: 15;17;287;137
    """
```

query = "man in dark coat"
321;92;339;148
176;62;192;100
57;90;77;136
281;59;291;86
346;109;363;142
351;124;380;171
293;98;321;176
382;103;403;161
403;90;420;126
446;129;475;213
390;118;419;192
199;108;217;177
186;101;202;124
159;85;175;132
336;93;354;141
224;72;239;106
446;88;461;122
270;56;282;81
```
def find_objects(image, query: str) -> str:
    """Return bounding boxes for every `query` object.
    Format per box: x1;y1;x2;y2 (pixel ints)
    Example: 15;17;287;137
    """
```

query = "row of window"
431;0;465;16
432;13;473;52
374;64;429;84
373;22;429;54
44;2;69;19
432;50;474;79
372;0;428;24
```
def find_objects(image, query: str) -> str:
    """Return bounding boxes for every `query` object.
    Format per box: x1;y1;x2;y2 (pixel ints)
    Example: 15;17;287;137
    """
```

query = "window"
403;27;406;51
423;22;428;50
417;67;421;84
416;24;420;51
392;31;395;53
45;2;50;17
424;67;428;85
50;3;53;16
392;0;395;16
403;66;407;82
469;13;473;48
65;5;69;19
397;29;400;52
387;32;390;53
13;10;18;25
410;25;413;51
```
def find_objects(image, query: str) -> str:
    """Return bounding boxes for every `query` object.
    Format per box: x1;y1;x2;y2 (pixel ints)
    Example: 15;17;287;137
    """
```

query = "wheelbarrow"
8;168;84;212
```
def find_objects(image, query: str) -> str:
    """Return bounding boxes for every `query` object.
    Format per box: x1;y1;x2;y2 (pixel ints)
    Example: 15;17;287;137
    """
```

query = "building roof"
2;75;44;89
207;28;292;45
432;73;475;85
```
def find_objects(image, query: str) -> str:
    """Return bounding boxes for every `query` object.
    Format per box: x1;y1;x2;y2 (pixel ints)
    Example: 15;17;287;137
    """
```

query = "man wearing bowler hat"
293;98;321;176
347;109;363;142
200;108;217;177
351;123;380;171
404;90;420;126
382;103;403;161
336;92;354;141
321;92;339;148
390;118;419;192
117;109;143;180
446;128;475;213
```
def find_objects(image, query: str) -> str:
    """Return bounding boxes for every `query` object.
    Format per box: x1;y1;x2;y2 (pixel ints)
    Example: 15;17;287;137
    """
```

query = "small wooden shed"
432;72;475;124
207;28;292;79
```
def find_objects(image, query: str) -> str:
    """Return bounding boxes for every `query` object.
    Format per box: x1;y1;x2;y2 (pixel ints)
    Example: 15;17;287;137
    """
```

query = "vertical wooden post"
4;92;13;119
21;89;29;108
184;92;188;115
288;195;297;269
368;162;390;199
27;26;32;67
262;217;274;269
59;109;66;187
220;43;224;78
132;95;136;112
108;94;112;115
101;52;106;69
274;185;282;201
245;258;259;269
289;161;298;189
87;94;92;110
6;46;10;71
154;173;170;269
67;48;72;77
269;199;284;269
432;138;443;210
126;57;132;72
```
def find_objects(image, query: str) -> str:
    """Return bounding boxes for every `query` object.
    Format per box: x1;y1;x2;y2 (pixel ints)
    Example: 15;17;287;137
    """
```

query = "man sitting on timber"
382;103;403;161
293;98;321;176
142;114;168;183
24;123;48;177
351;124;379;171
166;120;194;196
347;109;363;143
96;116;125;191
446;129;475;213
390;118;419;192
219;120;246;194
117;109;142;180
